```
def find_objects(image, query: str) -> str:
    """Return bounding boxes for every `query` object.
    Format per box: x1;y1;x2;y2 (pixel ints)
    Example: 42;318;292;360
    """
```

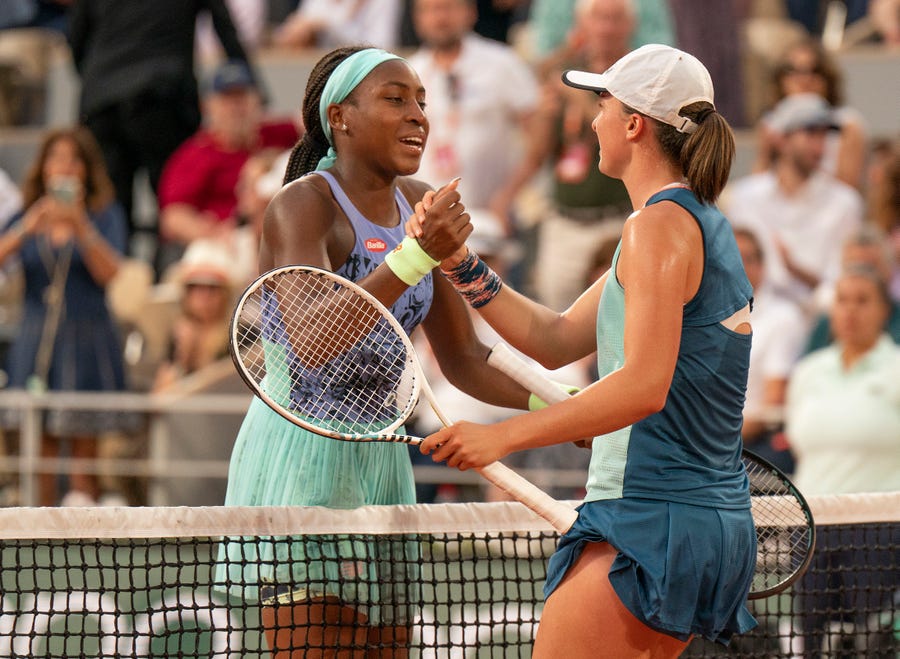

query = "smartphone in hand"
47;177;82;204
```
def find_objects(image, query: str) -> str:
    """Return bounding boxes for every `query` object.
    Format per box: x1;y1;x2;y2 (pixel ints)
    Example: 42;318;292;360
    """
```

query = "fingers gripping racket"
485;342;815;599
230;265;578;533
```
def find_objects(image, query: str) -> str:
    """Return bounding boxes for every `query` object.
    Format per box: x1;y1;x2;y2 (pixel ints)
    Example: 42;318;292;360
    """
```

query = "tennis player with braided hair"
218;45;537;657
417;44;759;656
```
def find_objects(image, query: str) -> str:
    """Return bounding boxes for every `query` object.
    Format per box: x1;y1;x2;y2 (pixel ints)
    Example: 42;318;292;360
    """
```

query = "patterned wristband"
440;249;502;308
384;236;440;286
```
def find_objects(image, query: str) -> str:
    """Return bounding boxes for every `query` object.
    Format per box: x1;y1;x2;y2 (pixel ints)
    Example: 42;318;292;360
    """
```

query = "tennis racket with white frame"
485;342;815;599
229;265;578;534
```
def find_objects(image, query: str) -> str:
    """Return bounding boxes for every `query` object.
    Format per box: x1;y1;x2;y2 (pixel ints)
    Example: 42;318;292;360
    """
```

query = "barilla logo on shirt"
365;238;388;252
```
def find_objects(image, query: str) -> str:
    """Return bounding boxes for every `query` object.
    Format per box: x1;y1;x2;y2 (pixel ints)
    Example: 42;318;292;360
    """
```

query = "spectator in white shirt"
725;93;864;319
272;0;402;50
786;261;899;659
786;263;900;496
407;0;539;231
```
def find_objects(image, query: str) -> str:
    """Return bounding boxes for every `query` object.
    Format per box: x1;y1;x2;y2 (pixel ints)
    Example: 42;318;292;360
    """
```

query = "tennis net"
0;492;896;657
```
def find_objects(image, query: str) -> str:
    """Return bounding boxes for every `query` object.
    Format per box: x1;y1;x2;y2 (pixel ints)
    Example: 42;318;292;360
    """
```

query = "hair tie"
695;107;716;124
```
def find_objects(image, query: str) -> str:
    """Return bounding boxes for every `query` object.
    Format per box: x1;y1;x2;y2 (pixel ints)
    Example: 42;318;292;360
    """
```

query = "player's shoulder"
626;198;693;233
620;201;698;266
277;171;332;199
267;173;336;226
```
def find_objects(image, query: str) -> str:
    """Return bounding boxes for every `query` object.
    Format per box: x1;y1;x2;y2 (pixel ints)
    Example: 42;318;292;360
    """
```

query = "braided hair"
283;45;369;184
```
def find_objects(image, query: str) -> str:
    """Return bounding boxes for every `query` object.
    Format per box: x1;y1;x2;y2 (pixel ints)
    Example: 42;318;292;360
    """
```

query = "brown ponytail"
645;102;736;204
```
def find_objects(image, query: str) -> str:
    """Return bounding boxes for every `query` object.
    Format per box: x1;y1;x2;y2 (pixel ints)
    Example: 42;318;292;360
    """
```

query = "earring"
340;123;348;131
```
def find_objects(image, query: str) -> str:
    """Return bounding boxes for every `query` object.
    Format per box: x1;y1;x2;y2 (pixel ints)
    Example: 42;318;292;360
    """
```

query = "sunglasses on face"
782;64;824;76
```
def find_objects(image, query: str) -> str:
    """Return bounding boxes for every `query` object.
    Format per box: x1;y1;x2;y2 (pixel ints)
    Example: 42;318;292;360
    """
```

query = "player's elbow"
638;390;668;416
627;372;671;417
529;343;583;371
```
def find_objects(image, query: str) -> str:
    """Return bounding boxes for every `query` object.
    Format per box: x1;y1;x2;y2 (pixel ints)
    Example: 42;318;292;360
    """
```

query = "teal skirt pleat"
544;497;757;645
215;397;418;625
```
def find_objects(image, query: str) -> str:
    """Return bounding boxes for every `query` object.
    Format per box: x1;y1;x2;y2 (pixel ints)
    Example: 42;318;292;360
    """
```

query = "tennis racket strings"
233;267;420;437
744;453;816;598
232;267;580;533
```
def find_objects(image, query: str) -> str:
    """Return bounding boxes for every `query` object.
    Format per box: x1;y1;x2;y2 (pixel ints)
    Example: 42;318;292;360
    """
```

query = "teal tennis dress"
217;172;433;625
543;187;758;644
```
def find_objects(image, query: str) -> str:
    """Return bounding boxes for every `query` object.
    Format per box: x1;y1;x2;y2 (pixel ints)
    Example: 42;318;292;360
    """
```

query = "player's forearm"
474;284;568;366
438;252;593;369
500;366;665;453
440;346;532;411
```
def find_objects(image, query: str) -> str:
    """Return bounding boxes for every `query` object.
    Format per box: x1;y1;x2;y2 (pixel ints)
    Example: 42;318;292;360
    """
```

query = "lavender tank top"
316;171;434;334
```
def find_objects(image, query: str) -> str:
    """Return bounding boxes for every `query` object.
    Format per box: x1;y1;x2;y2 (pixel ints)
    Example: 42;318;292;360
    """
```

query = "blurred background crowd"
0;0;896;508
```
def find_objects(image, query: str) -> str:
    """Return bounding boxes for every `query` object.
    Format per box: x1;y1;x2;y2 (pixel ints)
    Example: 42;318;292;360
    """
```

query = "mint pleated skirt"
215;397;418;625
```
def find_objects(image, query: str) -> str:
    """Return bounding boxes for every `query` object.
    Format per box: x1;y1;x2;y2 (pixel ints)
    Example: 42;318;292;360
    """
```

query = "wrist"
440;248;502;309
441;245;469;270
384;236;439;286
76;226;102;248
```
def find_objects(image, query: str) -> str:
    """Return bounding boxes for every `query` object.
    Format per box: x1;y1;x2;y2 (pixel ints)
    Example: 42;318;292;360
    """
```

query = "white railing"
0;389;589;507
0;388;251;506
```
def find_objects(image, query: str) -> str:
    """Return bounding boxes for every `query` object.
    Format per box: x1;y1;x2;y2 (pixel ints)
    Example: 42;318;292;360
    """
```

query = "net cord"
0;492;896;540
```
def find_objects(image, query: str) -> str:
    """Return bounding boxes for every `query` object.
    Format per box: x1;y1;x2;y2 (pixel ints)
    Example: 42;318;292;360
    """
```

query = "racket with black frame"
229;265;579;534
485;342;815;599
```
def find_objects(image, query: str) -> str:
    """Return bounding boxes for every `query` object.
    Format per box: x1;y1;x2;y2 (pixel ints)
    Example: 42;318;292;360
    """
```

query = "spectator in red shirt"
157;59;299;270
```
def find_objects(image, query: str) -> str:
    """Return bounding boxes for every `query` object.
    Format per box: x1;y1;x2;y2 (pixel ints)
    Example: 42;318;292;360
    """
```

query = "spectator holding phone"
0;126;136;507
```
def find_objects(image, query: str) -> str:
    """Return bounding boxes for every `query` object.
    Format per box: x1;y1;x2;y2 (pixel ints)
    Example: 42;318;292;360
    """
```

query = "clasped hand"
409;178;471;266
419;421;510;471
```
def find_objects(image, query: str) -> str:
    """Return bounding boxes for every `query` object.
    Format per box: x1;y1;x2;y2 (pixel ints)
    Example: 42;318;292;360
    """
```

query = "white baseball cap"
178;238;236;288
763;93;840;135
562;44;715;134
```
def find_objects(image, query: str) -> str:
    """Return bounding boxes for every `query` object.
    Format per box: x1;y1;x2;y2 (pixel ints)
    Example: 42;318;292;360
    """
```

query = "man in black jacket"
68;0;255;261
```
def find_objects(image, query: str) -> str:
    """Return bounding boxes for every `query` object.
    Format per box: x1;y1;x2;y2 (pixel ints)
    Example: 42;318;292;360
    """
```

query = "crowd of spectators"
0;0;896;508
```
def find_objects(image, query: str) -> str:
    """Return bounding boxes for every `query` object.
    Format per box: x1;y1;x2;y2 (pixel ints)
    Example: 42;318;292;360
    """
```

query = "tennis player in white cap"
418;44;758;656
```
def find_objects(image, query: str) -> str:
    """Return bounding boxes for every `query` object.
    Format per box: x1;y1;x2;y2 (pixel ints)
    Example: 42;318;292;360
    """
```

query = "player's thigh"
366;625;409;658
534;541;688;659
263;598;368;656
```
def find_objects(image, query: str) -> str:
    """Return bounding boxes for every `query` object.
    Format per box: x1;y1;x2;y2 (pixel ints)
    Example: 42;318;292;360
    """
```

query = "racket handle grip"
487;343;571;405
477;461;578;533
482;342;583;532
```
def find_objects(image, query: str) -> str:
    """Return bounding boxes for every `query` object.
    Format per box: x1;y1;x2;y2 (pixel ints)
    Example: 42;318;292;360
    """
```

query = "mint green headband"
317;48;405;170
